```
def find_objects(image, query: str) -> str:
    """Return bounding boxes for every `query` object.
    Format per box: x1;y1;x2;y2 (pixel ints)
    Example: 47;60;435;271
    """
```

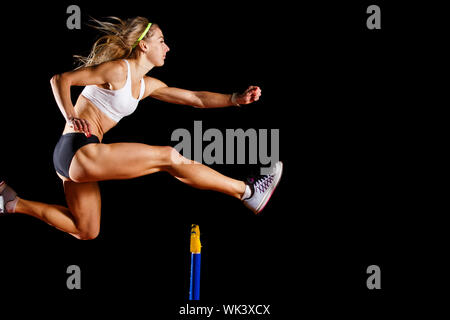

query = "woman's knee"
76;223;100;240
160;146;191;169
71;208;101;240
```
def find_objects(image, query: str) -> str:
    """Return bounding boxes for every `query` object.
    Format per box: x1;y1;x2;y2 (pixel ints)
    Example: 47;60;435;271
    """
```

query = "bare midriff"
62;94;118;142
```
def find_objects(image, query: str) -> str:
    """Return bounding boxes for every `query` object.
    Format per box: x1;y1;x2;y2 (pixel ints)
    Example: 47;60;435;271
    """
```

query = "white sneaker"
0;181;18;215
242;161;283;214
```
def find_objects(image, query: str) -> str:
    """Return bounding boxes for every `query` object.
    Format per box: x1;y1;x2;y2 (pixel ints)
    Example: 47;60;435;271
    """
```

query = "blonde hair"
74;16;158;68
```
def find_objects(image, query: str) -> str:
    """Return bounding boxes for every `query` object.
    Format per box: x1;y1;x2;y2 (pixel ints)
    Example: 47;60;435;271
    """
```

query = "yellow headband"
132;22;152;49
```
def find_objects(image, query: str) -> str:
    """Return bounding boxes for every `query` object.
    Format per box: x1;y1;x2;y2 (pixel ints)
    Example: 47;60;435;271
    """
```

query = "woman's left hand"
234;86;262;105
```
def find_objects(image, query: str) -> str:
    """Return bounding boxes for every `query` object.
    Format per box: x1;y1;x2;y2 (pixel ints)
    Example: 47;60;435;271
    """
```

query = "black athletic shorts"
53;133;100;179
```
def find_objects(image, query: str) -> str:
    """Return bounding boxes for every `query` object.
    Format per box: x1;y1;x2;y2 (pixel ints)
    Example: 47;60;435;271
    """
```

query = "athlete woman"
0;17;283;240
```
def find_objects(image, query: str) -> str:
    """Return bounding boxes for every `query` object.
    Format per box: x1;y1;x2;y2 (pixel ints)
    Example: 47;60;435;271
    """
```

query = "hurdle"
189;224;201;300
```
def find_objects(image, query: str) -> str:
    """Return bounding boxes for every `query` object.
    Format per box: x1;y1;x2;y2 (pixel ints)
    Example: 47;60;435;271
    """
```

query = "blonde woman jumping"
0;17;283;240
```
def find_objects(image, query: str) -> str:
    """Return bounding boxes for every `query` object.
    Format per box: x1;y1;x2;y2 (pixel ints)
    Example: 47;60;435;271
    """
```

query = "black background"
0;0;446;318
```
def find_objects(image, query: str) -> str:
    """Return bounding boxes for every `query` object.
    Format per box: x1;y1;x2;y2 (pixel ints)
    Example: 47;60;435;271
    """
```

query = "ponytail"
74;16;156;68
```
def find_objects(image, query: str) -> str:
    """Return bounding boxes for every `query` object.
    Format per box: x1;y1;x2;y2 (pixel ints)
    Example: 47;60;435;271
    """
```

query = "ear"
139;40;150;52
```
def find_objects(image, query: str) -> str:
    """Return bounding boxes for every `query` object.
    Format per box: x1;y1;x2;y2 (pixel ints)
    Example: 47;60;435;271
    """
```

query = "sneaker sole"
0;182;17;215
255;162;283;214
0;181;6;215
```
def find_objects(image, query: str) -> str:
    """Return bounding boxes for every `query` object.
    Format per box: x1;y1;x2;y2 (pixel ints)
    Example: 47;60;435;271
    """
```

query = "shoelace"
252;174;274;193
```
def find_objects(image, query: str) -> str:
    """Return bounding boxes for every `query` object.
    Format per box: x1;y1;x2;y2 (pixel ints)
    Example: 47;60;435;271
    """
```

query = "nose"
165;43;170;52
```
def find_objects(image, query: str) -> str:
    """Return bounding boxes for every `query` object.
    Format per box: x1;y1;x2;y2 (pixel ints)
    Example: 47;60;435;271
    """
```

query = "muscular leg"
9;142;243;238
165;161;245;197
62;181;101;240
13;181;101;240
14;199;78;234
70;143;246;199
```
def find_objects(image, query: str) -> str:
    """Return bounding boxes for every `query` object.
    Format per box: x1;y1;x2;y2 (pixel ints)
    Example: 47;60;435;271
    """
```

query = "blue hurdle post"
189;224;201;300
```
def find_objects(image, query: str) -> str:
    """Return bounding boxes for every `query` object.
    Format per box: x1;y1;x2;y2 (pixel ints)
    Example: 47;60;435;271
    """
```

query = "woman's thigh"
69;143;175;182
63;180;101;238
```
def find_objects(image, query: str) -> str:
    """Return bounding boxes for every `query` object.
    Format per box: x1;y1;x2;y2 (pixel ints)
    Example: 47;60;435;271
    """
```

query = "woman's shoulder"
98;59;127;72
94;59;128;82
141;76;168;99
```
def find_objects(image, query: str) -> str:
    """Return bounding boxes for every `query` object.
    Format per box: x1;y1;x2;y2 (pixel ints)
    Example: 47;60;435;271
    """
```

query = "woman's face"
145;27;170;67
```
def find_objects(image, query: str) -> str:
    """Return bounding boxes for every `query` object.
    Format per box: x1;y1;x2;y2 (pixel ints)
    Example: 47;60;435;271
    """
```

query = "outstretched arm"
144;77;261;108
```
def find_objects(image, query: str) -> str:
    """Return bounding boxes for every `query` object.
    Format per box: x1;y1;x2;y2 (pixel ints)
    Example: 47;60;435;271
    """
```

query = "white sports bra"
81;59;145;123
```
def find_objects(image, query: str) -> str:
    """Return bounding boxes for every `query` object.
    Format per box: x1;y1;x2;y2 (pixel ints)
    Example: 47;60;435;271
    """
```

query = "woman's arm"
50;60;126;135
144;77;261;108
